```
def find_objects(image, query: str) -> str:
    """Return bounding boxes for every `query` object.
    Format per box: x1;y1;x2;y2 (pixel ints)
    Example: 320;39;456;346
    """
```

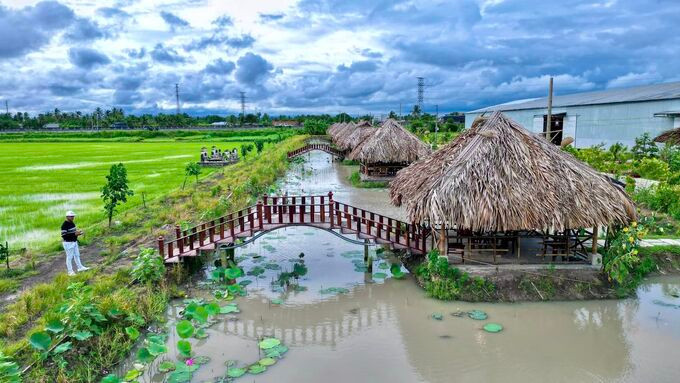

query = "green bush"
416;250;494;301
132;248;165;284
603;222;649;290
632;133;659;160
635;158;669;180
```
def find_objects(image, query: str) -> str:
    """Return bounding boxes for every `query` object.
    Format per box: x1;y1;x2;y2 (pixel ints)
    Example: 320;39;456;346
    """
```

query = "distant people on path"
61;211;89;276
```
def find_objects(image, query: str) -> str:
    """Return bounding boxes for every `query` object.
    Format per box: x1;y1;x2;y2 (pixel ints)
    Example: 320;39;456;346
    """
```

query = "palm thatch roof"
329;121;354;142
348;119;431;163
335;122;375;151
390;111;637;231
654;128;680;144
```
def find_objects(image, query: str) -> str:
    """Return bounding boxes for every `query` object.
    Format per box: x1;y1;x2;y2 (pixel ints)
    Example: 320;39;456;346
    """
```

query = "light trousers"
63;241;85;273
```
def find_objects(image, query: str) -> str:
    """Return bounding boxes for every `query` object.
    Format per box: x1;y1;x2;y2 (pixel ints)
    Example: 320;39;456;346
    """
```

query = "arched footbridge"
287;144;344;160
158;192;430;264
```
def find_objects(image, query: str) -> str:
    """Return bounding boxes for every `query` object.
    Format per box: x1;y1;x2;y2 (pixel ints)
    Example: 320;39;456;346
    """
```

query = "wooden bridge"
287;144;344;159
158;192;429;264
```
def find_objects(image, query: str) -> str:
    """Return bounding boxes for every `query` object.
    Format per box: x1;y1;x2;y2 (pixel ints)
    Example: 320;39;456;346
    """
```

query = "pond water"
119;151;680;383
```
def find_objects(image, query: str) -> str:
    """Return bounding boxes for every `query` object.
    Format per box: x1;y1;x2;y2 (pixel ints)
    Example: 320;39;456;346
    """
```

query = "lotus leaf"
259;357;276;366
220;304;240;314
271;298;284;305
168;371;192;383
136;347;154;363
176;320;195;338
194;328;209;339
45;319;65;333
249;364;267;374
431;313;444;321
239;279;252;286
123;369;142;380
227;367;247;378
159;361;176;372
258;338;281;350
148;341;168;356
177;340;192;358
468;310;488;320
225;267;244;279
29;331;51;351
124;327;139;340
100;374;122;383
372;272;387;279
483;323;503;333
193;356;211;365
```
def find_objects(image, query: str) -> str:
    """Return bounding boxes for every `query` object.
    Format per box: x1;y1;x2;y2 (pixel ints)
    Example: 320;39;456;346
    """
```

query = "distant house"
210;121;227;127
43;123;60;130
272;120;301;127
465;81;680;148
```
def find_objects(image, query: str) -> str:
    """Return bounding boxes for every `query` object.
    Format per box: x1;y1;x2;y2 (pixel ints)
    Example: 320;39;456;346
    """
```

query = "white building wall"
465;99;680;148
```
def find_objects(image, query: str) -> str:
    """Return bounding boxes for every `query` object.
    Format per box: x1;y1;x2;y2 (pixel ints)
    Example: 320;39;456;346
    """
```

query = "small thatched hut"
327;122;346;138
329;121;354;142
654;128;680;145
348;119;431;180
335;121;375;151
390;111;637;264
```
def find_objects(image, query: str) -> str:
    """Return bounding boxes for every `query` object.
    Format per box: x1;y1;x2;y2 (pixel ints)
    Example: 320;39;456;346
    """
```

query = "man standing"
61;211;89;276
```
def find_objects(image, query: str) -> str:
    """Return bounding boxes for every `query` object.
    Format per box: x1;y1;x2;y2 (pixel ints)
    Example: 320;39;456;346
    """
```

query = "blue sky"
0;0;679;116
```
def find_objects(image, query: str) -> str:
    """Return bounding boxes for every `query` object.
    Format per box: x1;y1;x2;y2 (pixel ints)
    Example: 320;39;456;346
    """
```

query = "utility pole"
546;76;553;142
417;77;424;113
399;102;402;119
239;92;246;125
435;104;439;144
175;84;180;115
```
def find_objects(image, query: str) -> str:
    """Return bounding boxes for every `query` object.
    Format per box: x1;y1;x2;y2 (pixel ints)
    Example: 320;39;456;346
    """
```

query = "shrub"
603;222;648;290
632;133;659;159
416;250;494;301
132;248;165;284
635;158;669;180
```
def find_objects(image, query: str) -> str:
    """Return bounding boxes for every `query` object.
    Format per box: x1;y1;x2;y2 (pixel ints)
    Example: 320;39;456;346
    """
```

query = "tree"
0;241;9;269
240;144;248;159
411;104;422;117
183;162;202;189
632;133;658;160
254;140;264;154
101;163;134;227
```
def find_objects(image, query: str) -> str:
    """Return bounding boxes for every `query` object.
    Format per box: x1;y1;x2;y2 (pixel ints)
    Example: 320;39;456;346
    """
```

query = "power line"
175;83;180;115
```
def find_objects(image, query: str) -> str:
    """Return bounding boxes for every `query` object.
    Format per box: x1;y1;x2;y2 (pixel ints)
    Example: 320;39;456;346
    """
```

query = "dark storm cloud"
185;34;255;51
235;53;273;85
203;58;236;75
150;43;186;64
160;11;189;29
0;1;75;58
68;47;111;68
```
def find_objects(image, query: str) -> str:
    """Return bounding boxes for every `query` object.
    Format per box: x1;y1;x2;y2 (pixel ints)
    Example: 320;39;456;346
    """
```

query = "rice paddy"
0;141;249;250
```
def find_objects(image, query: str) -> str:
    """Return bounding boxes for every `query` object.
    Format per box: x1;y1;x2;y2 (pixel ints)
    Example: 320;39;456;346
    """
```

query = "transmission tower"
4;100;8;115
239;92;246;124
417;77;424;112
175;84;180;115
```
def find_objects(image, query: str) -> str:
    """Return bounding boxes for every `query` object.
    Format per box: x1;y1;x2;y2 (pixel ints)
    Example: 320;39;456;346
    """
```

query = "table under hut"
347;119;431;181
390;111;637;265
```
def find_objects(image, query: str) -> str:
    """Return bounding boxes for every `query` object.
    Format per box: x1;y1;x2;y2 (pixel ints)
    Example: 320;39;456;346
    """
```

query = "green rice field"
0;141;245;250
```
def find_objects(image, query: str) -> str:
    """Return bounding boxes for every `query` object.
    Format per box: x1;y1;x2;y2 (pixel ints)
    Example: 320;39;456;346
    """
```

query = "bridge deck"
287;144;344;159
160;193;428;263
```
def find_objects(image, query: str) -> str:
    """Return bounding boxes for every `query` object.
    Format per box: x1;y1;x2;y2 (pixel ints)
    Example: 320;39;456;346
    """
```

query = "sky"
0;0;679;116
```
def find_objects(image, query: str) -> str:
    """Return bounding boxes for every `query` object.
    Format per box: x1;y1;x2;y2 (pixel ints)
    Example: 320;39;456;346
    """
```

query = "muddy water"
120;151;680;382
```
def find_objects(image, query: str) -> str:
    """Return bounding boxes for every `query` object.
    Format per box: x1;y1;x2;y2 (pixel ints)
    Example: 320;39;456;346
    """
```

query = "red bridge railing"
158;192;429;261
287;144;343;159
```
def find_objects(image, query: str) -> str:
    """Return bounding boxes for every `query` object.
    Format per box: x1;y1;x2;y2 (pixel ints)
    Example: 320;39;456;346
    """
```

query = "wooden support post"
219;217;225;239
199;228;205;247
364;239;369;263
228;214;236;241
289;197;294;223
158;236;165;259
167;242;173;259
238;211;244;232
422;226;427;252
175;226;183;254
310;197;315;223
190;227;196;250
396;224;401;245
592;225;599;254
346;212;351;230
438;226;447;255
406;224;411;249
300;196;305;223
387;218;392;241
220;245;227;268
257;201;263;230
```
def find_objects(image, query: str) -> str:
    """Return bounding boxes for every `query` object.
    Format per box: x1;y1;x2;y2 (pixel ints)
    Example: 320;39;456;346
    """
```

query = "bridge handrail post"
158;236;165;259
300;196;306;223
336;202;341;226
387;218;392;241
257;201;263;230
199;224;205;247
175;225;184;254
310;196;315;223
406;223;410;248
320;196;326;222
167;242;174;259
229;213;235;239
328;196;334;227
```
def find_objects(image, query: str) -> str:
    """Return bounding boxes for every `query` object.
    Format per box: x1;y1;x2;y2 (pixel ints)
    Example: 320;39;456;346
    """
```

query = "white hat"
65;211;76;217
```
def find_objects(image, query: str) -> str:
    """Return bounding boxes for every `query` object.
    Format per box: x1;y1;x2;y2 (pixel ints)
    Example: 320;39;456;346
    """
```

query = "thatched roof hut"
348;119;431;164
330;121;354;142
335;122;375;151
654;128;680;145
390;111;636;232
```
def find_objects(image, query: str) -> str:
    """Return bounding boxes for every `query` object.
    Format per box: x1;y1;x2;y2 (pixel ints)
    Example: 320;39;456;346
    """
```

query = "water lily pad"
227;367;247;378
259;357;277;366
431;313;443;321
159;361;176;372
378;263;389;269
390;264;405;279
247;266;265;276
168;371;192;383
101;374;122;383
271;298;284;305
468;310;488;320
204;302;220;316
124;369;142;380
263;244;276;252
193;356;211;365
258;338;281;350
220;304;240;314
194;328;209;339
148;341;168;356
372;272;388;279
177;340;192;358
320;287;350;295
124;327;139;340
239;279;253;287
137;347;154;363
249;364;267;374
483;323;503;333
264;263;281;270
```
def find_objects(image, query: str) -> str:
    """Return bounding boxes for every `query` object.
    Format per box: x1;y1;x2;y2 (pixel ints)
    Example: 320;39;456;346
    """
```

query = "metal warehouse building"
464;81;680;148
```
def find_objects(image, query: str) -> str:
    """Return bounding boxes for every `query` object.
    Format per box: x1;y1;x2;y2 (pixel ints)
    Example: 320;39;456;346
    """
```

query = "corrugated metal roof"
469;81;680;113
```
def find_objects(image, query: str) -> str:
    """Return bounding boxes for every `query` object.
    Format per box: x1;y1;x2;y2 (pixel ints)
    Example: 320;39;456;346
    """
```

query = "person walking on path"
61;211;89;276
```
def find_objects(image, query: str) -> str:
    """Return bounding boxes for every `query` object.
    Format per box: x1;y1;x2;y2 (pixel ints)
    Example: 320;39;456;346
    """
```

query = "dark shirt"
61;221;78;242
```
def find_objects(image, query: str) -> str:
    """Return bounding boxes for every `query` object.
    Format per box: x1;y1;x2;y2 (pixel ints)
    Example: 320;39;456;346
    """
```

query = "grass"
0;135;307;381
0;128;298;142
348;171;389;188
0;140;276;251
